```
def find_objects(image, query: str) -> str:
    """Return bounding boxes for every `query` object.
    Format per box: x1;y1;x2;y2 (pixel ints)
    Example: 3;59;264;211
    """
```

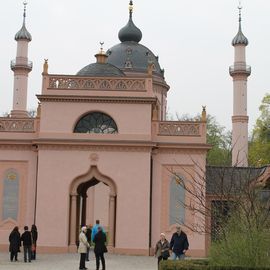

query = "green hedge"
159;260;270;270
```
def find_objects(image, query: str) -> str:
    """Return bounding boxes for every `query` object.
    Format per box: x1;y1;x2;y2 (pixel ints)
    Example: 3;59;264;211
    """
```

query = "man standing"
93;226;107;270
21;226;32;263
169;226;189;260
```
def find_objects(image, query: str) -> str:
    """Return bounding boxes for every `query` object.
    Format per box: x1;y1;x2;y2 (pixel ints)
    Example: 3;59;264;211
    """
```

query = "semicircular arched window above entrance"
74;112;118;134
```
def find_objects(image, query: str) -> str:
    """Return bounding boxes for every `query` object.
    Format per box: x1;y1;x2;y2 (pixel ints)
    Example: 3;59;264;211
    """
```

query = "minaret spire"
10;2;33;118
23;1;27;25
230;4;251;167
129;0;133;19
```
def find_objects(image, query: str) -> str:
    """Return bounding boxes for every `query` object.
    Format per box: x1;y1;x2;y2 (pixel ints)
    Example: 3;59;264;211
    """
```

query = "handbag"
31;244;36;252
161;250;170;259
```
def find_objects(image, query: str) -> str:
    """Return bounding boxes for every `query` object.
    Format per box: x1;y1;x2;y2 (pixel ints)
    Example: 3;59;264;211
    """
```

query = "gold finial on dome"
99;41;105;54
95;42;108;64
129;1;133;16
201;106;207;122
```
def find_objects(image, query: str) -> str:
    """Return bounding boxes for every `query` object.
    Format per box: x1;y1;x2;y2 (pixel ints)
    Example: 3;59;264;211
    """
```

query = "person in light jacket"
78;226;90;270
154;233;170;267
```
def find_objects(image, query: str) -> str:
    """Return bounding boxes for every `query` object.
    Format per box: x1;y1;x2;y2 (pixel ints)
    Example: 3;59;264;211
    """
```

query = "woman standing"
9;226;21;262
78;226;90;270
154;233;170;267
31;224;38;260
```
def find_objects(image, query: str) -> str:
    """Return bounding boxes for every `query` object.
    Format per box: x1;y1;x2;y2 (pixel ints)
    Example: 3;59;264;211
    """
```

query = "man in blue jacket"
169;226;189;260
91;220;105;242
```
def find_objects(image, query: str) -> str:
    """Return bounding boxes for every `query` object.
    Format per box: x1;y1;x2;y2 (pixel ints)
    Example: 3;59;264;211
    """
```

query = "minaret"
10;2;32;118
229;4;251;167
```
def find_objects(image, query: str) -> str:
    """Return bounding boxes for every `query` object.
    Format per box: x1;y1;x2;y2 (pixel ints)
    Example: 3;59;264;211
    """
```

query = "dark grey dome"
76;62;125;77
118;17;142;43
15;24;32;41
107;41;163;77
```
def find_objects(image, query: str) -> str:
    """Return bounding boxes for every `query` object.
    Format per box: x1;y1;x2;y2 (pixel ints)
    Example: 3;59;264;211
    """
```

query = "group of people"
8;222;187;269
9;224;38;263
78;219;107;270
154;226;189;266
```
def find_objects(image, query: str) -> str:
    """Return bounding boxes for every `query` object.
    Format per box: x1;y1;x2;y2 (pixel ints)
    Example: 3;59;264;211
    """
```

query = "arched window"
74;112;118;134
169;175;185;226
2;169;19;221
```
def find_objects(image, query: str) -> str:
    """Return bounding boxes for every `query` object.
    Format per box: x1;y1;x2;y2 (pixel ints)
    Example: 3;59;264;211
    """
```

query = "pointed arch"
69;165;117;250
70;165;116;196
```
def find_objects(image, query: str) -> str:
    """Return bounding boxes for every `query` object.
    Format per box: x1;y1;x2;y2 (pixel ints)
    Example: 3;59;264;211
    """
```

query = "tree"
168;163;270;266
249;94;270;166
206;115;231;166
176;113;231;166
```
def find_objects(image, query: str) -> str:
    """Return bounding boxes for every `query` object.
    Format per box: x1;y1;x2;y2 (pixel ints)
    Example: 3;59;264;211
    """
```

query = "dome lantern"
118;1;142;43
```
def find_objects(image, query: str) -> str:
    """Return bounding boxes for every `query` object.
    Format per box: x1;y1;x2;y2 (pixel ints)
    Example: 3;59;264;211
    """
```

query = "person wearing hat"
169;226;189;260
78;226;90;270
154;232;170;267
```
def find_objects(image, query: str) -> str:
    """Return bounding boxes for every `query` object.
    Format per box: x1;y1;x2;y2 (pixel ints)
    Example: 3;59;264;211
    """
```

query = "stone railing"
0;118;35;133
158;121;201;136
229;63;251;76
10;58;33;71
47;75;146;91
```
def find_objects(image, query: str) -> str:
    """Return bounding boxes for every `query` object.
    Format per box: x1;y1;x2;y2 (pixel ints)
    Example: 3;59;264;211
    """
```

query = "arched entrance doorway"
69;166;117;251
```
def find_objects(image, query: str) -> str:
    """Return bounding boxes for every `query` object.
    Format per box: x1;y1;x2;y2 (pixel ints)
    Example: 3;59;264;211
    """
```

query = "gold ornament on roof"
201;106;207;122
43;59;48;74
99;42;105;54
129;0;133;14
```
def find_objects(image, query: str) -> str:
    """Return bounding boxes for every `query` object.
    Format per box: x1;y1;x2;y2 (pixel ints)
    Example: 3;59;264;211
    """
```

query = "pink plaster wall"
39;102;152;135
35;148;151;250
0;150;37;248
151;152;207;257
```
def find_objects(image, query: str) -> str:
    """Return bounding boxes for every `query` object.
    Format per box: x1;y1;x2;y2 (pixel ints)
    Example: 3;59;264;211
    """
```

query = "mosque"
0;1;263;256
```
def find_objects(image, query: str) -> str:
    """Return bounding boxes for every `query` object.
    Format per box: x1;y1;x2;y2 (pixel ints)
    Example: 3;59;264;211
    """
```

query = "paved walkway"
0;252;157;270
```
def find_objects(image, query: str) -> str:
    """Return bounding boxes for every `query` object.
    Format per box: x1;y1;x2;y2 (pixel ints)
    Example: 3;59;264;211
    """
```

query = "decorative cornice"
36;95;157;104
154;144;210;154
0;144;33;151
37;144;152;152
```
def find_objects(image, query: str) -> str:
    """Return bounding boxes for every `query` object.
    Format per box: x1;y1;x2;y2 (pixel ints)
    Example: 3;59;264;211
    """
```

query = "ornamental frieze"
158;122;201;136
0;119;35;132
48;76;146;91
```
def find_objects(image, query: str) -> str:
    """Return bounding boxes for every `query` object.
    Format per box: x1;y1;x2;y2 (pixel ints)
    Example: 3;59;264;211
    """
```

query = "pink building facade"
0;2;209;256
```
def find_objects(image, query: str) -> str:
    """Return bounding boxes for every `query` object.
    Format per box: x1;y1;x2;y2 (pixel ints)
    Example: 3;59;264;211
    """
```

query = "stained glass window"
74;112;118;134
169;175;185;226
2;169;19;221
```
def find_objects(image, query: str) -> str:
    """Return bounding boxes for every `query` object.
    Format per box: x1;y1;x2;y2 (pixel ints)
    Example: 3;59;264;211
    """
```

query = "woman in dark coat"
93;226;107;270
31;224;38;260
9;226;21;262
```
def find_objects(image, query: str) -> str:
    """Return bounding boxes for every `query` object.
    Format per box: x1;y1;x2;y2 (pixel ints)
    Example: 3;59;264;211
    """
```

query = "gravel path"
0;252;157;270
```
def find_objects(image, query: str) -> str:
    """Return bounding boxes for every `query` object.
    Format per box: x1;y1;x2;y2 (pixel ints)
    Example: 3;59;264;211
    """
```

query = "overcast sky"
0;0;269;133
